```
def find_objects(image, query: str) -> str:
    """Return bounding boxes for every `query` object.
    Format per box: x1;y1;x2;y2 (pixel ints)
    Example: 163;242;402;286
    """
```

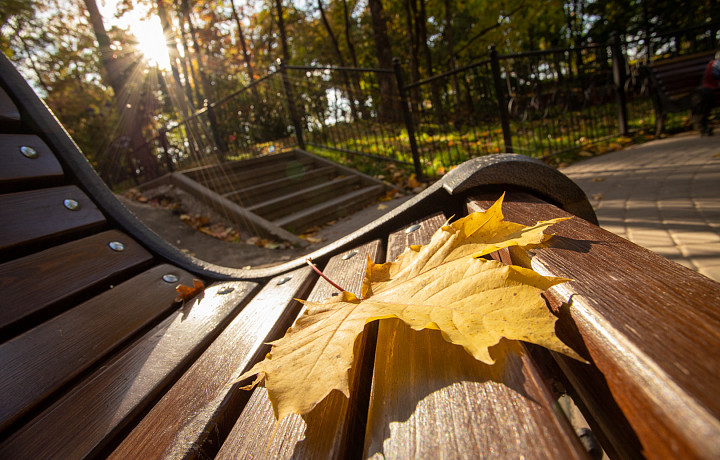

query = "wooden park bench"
642;51;719;137
1;52;720;459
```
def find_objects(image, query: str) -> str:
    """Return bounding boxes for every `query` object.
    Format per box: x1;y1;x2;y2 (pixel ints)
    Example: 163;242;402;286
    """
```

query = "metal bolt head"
162;274;179;283
405;223;421;234
20;146;38;159
218;286;235;295
277;276;292;285
63;199;80;211
342;250;358;260
108;241;125;252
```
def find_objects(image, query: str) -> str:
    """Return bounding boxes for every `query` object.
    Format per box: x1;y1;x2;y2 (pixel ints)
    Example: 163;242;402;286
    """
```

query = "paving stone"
561;133;720;283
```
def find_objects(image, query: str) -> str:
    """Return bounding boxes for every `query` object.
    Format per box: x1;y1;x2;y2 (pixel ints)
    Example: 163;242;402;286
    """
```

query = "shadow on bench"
1;53;720;459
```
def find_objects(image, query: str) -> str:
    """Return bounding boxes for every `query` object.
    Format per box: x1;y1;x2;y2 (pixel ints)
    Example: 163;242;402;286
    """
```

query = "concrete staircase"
175;149;387;242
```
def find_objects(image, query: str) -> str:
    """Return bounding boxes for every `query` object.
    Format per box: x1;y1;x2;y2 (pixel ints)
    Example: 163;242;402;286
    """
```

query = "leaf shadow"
325;320;553;458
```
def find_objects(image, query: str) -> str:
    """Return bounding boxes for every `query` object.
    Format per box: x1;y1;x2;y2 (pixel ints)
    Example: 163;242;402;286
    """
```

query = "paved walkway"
561;132;720;282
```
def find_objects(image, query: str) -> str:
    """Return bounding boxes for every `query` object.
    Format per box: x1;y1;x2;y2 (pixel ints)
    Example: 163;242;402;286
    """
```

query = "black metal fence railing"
121;22;718;186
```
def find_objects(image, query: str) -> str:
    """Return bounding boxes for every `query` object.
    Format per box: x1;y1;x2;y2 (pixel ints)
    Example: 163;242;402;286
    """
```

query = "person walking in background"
692;49;720;136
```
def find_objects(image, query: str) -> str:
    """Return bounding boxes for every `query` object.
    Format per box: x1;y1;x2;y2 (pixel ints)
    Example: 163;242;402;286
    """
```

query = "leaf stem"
305;258;346;292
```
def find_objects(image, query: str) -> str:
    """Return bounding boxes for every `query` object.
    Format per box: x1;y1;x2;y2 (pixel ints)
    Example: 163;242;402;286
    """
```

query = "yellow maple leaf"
237;194;578;421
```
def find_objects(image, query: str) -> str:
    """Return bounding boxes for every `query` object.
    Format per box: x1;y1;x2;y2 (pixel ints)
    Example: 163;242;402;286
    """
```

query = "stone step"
248;176;361;221
273;184;385;234
223;166;336;207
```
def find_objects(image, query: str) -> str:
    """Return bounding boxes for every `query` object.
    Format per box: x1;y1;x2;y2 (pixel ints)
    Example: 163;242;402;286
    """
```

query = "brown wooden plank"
0;264;195;432
0;230;153;336
107;267;314;459
0;85;20;124
216;240;384;459
467;191;720;459
0;280;257;459
362;213;587;459
0;134;64;190
0;185;106;255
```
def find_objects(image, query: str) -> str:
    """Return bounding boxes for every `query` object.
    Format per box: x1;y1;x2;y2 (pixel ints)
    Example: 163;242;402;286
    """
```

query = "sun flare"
128;15;171;70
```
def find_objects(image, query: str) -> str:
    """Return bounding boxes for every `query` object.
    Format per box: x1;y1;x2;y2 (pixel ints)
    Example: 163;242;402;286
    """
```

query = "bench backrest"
646;51;715;98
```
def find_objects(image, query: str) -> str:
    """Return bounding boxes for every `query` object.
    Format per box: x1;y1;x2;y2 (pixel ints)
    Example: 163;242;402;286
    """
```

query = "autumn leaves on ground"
117;162;423;268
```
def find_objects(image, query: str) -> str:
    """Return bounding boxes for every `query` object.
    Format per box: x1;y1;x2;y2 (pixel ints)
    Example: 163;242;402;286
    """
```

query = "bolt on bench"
1;53;719;459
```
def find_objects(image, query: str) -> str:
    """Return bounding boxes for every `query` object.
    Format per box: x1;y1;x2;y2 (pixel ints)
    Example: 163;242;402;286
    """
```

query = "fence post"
489;45;513;153
393;57;423;179
279;60;306;150
610;33;629;136
159;129;174;173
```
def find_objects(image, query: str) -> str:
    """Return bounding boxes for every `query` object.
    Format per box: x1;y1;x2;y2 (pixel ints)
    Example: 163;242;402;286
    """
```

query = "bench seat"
2;52;720;459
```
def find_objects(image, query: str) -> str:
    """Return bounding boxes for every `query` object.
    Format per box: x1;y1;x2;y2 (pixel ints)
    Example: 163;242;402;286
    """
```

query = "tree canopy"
1;0;717;184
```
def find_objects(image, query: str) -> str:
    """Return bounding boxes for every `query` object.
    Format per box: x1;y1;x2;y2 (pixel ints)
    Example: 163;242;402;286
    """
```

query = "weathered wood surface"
0;230;152;336
0;185;105;255
217;240;383;459
0;264;194;432
0;280;257;459
0;134;63;191
363;213;586;458
107;268;313;459
468;191;720;460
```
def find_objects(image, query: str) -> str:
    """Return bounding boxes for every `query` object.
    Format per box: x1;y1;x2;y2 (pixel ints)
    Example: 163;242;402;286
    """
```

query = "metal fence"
127;22;718;186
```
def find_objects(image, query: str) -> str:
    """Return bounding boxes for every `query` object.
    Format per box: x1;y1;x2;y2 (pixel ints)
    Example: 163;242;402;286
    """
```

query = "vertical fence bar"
279;60;306;150
159;129;174;172
611;34;629;136
393;57;423;179
489;45;513;153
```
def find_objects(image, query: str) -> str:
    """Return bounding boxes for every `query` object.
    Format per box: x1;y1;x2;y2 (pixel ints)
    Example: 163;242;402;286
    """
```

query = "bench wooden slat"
0;86;20;124
0;264;195;432
0;230;153;336
0;185;106;256
216;240;383;459
107;267;314;459
0;134;64;191
363;213;587;458
468;191;720;459
0;280;257;459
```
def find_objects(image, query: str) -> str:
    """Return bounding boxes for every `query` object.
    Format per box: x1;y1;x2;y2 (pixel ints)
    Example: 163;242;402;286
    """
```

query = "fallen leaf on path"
237;194;580;421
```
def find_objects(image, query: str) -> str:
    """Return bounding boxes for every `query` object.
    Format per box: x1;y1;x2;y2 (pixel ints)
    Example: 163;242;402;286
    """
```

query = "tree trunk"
418;0;443;120
82;0;159;180
274;0;291;63
156;0;193;118
404;0;420;115
317;0;359;121
368;0;399;122
181;0;227;156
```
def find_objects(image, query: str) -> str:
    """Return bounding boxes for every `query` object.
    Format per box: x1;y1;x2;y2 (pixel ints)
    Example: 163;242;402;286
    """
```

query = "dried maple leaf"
237;194;579;421
174;279;205;303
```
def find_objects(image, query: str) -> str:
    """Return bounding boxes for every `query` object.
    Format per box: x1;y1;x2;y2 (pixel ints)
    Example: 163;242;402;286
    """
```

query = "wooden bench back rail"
642;51;718;136
2;52;720;459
